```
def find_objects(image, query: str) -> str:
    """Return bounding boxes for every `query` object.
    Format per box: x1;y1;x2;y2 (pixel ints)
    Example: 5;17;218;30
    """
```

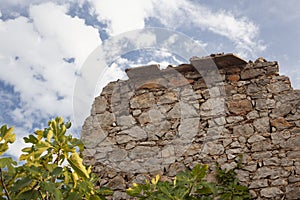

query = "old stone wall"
81;53;300;199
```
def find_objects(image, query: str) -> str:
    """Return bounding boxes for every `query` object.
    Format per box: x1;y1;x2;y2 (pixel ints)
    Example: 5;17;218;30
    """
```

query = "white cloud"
87;0;154;35
88;0;264;56
149;0;265;56
0;2;101;158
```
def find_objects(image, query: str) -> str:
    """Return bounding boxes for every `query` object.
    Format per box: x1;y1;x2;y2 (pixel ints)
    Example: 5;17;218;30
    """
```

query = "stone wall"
81;53;300;199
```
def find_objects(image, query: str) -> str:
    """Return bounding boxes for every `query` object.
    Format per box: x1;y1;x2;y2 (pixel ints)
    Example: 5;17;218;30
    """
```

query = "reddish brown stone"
140;83;165;89
271;117;292;130
168;76;193;87
227;74;240;82
227;99;253;114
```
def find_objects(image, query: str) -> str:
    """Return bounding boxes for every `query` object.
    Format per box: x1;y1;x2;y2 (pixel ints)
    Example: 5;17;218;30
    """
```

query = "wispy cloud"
88;0;265;57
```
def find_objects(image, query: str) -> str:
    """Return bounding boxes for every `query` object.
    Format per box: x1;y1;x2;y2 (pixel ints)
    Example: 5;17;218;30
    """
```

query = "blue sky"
0;0;300;158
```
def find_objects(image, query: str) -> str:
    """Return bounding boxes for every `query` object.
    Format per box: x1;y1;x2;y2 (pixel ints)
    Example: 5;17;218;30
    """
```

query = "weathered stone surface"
247;135;266;143
108;149;127;162
116;126;147;143
271;103;293;117
96;111;115;129
251;141;272;152
271;117;292;130
287;151;300;159
107;176;126;190
271;178;288;186
200;98;225;117
233;124;254;135
286;184;300;199
255;98;275;110
227;99;253;114
129;146;160;160
283;136;300;150
252;151;272;159
227;74;240;82
260;187;283;198
117;115;136;127
226;116;244;123
249;179;268;189
253;167;277;179
138;109;165;124
157;92;177;104
263;157;281;166
271;131;290;144
241;68;265;80
92;96;107;114
130;93;155;108
202;142;224;155
253;117;270;133
267;81;291;94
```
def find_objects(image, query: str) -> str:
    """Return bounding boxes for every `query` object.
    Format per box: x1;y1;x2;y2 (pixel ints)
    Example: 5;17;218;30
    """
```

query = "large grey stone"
241;68;265;80
96;111;115;129
108;148;128;162
255;98;275;110
267;81;291;94
286;184;300;199
260;187;283;198
249;179;268;189
202;142;224;155
247;135;266;143
233;124;254;135
117;126;147;143
200;98;225;117
92;96;107;114
117;115;136;127
253;117;270;133
129;146;160;159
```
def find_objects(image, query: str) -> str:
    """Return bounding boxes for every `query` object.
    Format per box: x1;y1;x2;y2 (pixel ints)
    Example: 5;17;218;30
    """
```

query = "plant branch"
0;168;11;200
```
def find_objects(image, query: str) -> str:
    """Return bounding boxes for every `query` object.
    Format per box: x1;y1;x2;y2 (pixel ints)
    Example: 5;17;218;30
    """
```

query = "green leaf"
11;177;32;192
0;144;8;156
65;192;82;200
21;147;32;153
40;182;63;199
46;130;53;141
51;167;63;176
0;157;17;174
65;121;72;129
16;189;39;200
67;153;89;179
2;127;16;143
23;135;38;144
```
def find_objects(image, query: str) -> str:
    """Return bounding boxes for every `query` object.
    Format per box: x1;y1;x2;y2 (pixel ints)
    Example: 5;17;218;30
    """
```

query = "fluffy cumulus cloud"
87;0;154;35
0;2;101;157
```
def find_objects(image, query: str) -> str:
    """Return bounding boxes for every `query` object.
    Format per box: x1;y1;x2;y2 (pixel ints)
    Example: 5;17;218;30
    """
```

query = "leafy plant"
127;162;251;200
215;162;251;200
126;164;217;200
0;117;111;200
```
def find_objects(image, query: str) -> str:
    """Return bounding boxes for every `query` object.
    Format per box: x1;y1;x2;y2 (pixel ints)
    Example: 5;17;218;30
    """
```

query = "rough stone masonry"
81;53;300;199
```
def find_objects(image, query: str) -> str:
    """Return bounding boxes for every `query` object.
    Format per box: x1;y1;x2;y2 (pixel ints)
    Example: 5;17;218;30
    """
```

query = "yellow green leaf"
67;153;90;179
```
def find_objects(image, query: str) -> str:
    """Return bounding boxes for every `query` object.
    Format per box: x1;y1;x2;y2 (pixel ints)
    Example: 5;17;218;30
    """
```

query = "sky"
0;0;300;158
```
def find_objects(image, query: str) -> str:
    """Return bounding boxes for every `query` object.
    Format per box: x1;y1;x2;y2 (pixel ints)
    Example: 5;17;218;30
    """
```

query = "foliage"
215;162;251;200
127;162;251;200
0;117;112;200
126;164;217;200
